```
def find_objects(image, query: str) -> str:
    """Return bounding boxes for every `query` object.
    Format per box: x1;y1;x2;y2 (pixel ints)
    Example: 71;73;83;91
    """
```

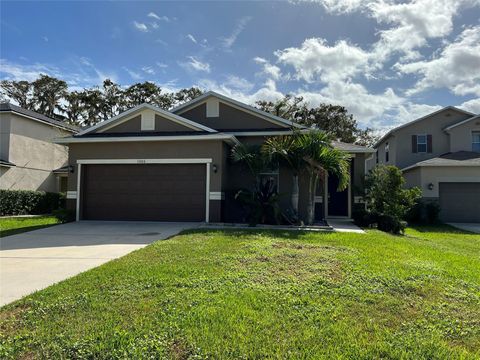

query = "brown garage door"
81;164;206;221
439;182;480;222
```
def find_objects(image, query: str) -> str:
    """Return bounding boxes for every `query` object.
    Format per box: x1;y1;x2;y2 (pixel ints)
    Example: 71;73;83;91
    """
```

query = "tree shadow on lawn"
0;223;59;238
408;223;477;235
180;228;337;240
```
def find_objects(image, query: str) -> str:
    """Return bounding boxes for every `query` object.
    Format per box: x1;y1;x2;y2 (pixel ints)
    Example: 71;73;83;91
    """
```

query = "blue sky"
1;0;479;131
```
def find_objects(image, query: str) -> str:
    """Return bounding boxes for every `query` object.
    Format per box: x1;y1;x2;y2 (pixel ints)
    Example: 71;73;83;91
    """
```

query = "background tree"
257;95;379;146
174;87;203;106
31;75;67;118
0;80;32;109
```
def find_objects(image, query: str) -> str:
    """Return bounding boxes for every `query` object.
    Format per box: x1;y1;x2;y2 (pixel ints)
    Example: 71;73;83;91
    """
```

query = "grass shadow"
0;223;59;238
408;223;476;235
180;227;335;240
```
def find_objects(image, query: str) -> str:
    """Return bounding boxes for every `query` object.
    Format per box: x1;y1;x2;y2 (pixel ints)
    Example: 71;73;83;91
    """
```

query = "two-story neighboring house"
368;106;480;223
0;103;78;193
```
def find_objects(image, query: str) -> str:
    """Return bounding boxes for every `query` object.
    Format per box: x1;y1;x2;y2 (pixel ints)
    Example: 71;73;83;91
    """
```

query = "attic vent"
206;98;219;118
141;110;155;131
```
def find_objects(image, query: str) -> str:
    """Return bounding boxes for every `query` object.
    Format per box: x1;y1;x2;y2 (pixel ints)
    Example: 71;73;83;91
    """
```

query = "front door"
327;173;349;217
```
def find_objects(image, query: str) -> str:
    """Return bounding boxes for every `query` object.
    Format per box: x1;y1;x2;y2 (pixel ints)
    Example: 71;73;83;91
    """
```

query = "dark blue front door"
327;174;349;217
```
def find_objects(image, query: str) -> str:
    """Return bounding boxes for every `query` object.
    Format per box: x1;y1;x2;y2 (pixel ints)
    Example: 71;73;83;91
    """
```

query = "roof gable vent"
206;98;219;118
141;110;155;131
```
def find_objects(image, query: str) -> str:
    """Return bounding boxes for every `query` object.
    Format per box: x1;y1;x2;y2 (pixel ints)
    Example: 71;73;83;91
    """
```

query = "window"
417;135;427;153
473;131;480;152
385;142;389;162
259;163;279;192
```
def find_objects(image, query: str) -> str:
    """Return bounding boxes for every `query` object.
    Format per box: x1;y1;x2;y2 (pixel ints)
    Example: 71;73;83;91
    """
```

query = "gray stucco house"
368;106;480;222
0;103;78;193
56;92;374;223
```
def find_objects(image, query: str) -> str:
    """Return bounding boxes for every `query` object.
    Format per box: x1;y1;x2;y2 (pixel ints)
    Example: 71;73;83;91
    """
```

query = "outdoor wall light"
427;183;434;190
212;164;218;173
68;165;75;173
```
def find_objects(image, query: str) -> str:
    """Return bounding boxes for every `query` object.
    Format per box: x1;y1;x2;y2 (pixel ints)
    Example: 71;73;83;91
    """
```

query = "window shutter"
427;134;432;153
412;135;417;153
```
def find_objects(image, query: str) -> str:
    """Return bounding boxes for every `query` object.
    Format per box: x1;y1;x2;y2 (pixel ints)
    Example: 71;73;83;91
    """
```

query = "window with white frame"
416;134;427;153
259;164;279;192
473;131;480;152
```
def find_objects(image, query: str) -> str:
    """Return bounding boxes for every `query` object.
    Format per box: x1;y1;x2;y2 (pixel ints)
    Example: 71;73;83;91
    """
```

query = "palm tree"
263;132;304;215
231;143;267;186
264;130;350;225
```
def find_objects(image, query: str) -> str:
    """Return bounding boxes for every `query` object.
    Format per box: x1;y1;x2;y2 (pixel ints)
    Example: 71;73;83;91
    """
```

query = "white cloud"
187;34;197;44
133;21;148;32
253;57;282;81
122;66;142;80
0;58;60;82
147;12;171;22
223;75;254;92
460;98;480;114
221;16;252;49
275;38;370;83
156;62;168;68
142;66;155;75
397;26;480;96
179;56;211;73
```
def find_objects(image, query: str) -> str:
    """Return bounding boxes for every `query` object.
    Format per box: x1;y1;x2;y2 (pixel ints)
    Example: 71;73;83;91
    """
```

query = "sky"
1;0;479;132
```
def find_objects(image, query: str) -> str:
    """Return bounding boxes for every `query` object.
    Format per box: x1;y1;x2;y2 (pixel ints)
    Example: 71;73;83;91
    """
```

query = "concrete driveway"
0;221;197;306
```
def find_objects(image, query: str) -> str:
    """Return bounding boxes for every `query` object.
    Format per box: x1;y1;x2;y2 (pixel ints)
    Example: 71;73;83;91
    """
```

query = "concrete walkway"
0;221;197;306
447;223;480;234
327;219;365;233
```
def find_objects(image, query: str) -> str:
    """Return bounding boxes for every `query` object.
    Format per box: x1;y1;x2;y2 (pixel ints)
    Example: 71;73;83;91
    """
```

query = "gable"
178;100;287;131
100;111;199;133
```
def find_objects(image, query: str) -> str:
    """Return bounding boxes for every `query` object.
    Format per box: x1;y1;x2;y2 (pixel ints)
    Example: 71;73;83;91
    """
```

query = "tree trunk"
291;174;299;214
306;171;319;225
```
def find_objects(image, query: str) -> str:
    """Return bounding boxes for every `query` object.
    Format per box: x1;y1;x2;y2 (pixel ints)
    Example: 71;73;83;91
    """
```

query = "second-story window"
385;142;389;162
473;131;480;152
417;135;427;153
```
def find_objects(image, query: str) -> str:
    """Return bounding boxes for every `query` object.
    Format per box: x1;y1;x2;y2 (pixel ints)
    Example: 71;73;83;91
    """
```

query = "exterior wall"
66;140;225;221
102;114;195;133
404;166;480;197
179;102;285;130
0;113;71;192
0;112;11;161
376;109;472;169
448;118;480;152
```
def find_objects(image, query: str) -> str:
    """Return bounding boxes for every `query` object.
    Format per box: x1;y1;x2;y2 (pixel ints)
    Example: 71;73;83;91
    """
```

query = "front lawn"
1;225;479;358
0;216;60;238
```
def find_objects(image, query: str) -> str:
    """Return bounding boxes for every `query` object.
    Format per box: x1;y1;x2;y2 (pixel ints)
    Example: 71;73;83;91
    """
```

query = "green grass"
1;225;479;359
0;216;60;238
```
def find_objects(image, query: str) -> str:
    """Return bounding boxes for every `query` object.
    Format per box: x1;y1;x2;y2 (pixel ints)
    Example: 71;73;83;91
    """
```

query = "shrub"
364;165;422;234
425;201;441;224
0;190;62;216
352;208;376;228
406;200;441;224
52;208;76;223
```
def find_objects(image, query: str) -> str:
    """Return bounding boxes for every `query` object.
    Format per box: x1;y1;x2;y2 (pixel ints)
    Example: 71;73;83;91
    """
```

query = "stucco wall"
376;109;471;169
0;112;11;161
0;113;71;192
179;102;285;130
103;114;195;133
404;166;480;197
448;118;480;152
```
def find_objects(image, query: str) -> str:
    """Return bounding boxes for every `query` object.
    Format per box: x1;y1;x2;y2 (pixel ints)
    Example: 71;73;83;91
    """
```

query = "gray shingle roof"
332;141;375;153
0;102;79;132
403;151;480;171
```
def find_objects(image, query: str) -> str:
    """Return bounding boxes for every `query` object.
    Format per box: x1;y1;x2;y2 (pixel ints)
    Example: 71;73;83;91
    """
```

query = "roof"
0;159;16;168
402;151;480;171
373;106;476;148
0;102;79;132
332;141;375;153
53;165;70;174
444;114;480;131
170;91;305;129
77;103;216;136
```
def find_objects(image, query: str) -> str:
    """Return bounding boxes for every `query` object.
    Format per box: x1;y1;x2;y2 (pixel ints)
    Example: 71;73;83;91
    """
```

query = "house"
368;106;480;222
0;103;78;193
55;91;374;223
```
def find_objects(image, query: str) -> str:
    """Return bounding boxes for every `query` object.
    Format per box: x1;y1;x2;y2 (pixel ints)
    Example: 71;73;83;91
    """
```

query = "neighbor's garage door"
81;164;206;221
439;182;480;222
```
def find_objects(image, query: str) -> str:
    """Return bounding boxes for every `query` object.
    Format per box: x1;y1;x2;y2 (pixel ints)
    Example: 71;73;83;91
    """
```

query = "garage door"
81;164;206;221
439;182;480;222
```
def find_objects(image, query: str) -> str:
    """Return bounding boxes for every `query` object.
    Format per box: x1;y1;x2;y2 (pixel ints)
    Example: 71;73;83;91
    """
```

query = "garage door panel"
82;164;206;221
439;182;480;223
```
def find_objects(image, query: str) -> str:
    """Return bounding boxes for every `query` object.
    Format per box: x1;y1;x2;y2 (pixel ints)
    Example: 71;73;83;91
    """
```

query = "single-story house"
56;92;374;222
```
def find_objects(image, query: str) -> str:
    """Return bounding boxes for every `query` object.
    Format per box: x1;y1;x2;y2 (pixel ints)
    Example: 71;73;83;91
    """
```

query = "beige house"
56;92;374;223
0;103;78;193
369;106;480;222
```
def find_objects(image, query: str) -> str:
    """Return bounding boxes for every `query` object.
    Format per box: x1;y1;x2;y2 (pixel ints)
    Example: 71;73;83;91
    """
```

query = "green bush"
364;165;422;234
0;190;62;216
52;208;76;223
406;200;441;224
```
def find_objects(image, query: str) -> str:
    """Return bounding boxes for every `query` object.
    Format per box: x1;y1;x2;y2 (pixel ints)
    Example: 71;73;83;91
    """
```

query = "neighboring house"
368;106;480;222
0;103;78;193
56;91;374;223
